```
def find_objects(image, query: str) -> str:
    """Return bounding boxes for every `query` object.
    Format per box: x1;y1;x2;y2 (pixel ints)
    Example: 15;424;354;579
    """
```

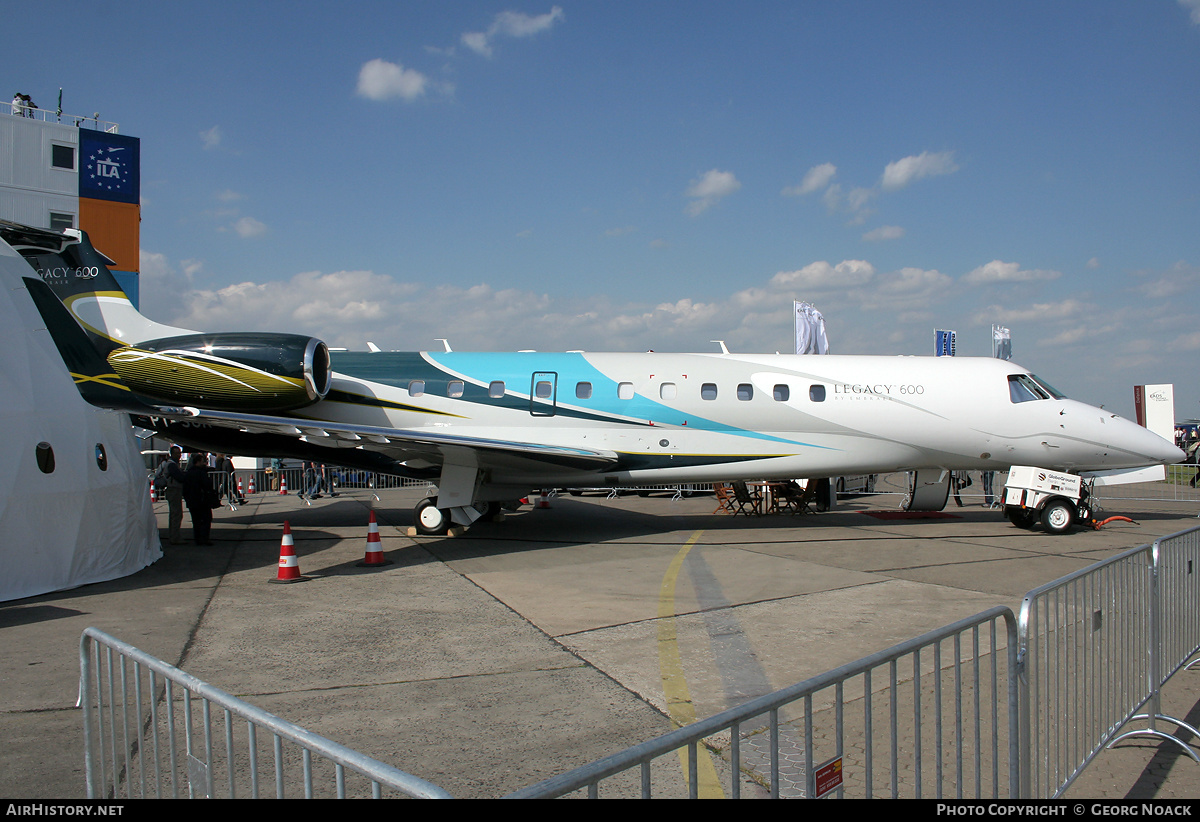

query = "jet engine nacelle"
107;332;331;411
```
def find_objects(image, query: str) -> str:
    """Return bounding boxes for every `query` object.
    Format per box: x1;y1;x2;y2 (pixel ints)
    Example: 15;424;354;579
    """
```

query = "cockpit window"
1009;374;1053;403
1029;374;1066;400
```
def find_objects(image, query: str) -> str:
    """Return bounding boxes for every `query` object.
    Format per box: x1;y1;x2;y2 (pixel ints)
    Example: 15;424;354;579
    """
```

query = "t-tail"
0;219;192;348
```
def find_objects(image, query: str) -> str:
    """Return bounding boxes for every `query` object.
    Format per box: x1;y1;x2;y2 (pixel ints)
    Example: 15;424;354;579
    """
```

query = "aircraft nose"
1130;420;1185;465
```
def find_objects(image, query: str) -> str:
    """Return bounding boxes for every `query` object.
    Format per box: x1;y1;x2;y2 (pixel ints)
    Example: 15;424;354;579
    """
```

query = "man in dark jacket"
182;454;214;545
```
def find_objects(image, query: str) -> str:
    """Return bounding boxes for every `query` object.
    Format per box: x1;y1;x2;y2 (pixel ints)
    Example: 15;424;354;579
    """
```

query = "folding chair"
712;483;739;514
774;480;816;515
731;481;762;515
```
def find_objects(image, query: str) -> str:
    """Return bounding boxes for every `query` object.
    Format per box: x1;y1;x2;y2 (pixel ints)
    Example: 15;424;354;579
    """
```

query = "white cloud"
863;225;904;242
770;260;875;291
356;58;430;102
1182;0;1200;26
782;163;836;196
974;299;1085;324
462;6;565;57
232;217;267;238
199;125;222;150
685;169;741;216
1137;260;1200;299
963;260;1061;285
880;151;959;191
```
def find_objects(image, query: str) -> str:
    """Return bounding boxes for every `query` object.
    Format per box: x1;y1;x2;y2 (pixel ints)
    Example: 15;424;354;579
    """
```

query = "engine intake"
107;332;331;411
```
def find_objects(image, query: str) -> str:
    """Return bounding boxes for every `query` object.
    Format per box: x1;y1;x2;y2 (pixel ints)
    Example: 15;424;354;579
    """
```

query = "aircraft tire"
1040;500;1075;535
1005;506;1037;529
414;498;450;535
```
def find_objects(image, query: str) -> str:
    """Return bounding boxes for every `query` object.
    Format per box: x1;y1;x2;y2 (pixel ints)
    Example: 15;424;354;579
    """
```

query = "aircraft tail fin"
0;219;192;347
21;273;162;413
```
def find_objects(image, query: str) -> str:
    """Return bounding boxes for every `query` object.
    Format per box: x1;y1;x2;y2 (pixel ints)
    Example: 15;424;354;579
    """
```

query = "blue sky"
5;1;1200;419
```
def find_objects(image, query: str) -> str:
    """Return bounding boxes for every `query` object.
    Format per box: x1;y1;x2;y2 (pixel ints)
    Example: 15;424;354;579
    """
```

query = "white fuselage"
304;351;1182;488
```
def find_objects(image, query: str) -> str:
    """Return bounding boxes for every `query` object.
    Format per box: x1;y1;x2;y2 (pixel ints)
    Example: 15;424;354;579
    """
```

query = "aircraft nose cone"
1135;424;1185;465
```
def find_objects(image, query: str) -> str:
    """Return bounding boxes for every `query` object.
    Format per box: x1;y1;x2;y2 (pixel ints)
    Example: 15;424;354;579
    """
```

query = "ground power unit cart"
1002;465;1094;535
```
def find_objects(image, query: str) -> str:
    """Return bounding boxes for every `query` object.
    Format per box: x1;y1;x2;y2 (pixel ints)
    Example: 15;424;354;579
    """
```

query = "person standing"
155;445;186;544
182;454;213;545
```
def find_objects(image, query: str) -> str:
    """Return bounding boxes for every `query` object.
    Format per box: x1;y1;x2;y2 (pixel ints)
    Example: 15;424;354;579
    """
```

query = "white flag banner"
992;325;1012;360
794;301;829;355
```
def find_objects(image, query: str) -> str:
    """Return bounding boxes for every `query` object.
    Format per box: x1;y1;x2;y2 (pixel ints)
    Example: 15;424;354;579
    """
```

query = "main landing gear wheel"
1040;500;1075;535
414;497;451;536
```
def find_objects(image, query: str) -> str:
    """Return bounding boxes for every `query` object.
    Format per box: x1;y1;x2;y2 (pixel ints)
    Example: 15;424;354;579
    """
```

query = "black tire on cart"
1005;506;1038;529
1039;499;1075;535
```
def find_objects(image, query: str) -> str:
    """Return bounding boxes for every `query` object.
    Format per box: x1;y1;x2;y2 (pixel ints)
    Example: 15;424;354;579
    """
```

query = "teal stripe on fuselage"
427;352;829;450
330;350;830;450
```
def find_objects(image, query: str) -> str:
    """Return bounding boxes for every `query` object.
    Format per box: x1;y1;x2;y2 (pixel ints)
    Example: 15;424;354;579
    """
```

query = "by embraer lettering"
833;383;924;396
37;266;100;281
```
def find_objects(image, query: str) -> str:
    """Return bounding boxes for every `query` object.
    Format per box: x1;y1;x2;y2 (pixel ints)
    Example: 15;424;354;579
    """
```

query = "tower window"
51;144;75;170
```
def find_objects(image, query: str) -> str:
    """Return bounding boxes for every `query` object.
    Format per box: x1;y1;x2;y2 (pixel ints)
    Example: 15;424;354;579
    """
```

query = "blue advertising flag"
935;329;956;357
79;131;140;204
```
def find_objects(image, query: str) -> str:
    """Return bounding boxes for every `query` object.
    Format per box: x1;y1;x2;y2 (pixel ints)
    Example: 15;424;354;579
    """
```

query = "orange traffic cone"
149;477;157;502
356;510;392;567
279;475;288;495
248;476;256;494
537;489;551;509
237;476;245;498
270;521;307;584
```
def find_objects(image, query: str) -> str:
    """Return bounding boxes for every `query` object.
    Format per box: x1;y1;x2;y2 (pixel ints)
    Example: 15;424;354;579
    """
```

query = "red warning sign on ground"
814;756;843;798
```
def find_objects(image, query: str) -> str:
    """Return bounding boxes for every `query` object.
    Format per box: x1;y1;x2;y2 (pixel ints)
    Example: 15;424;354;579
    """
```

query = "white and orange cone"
270;521;307;583
279;475;288;495
248;476;256;494
149;477;157;503
237;476;245;498
357;510;392;567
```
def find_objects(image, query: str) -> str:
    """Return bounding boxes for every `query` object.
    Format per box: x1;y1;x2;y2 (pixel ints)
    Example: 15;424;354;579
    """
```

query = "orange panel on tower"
78;198;140;272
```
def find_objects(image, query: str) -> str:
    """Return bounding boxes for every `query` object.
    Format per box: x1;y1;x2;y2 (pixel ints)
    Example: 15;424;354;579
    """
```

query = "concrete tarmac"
2;483;1199;799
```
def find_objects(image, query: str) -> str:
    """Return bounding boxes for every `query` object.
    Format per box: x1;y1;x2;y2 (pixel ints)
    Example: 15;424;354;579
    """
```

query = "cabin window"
660;383;677;400
35;442;55;474
737;383;754;401
576;382;592;399
489;381;505;398
773;384;790;402
95;443;108;471
408;380;425;397
51;144;75;170
447;380;464;398
701;383;718;400
618;382;635;400
49;212;74;231
809;385;826;402
535;380;553;399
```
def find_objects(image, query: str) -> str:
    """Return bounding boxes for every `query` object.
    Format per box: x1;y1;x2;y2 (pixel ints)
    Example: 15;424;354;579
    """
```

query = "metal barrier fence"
1017;523;1200;798
79;627;451;799
506;607;1019;799
1017;544;1155;798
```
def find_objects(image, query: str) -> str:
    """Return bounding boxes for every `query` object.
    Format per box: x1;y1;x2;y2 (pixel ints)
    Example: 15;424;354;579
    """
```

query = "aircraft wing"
147;406;621;472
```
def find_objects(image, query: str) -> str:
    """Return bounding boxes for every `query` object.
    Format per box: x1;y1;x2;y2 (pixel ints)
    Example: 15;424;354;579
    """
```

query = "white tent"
0;240;160;602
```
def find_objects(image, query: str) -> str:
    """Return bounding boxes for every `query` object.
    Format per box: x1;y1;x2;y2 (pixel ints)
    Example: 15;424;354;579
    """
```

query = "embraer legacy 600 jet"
2;221;1182;534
